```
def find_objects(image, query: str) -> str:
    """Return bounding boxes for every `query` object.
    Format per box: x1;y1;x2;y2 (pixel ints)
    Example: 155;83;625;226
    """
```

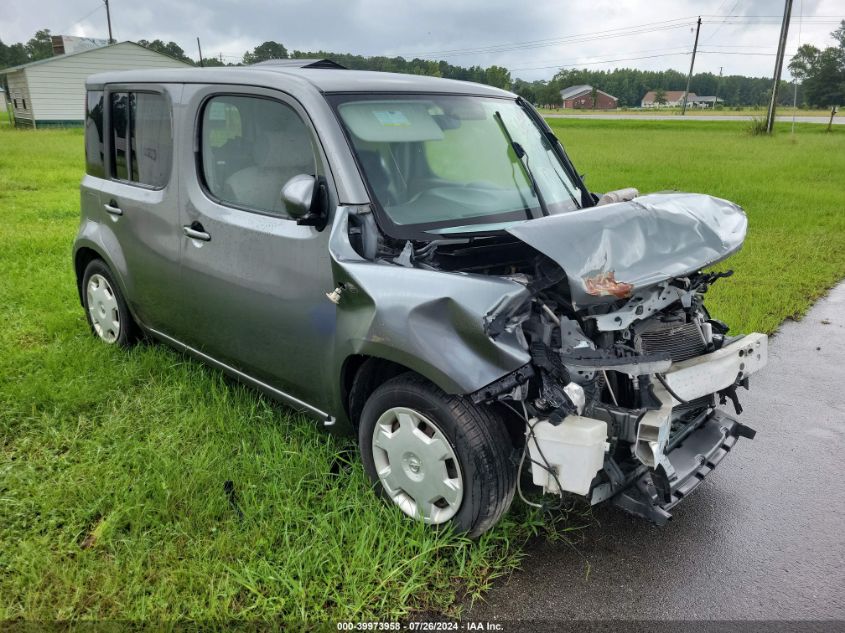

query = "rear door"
93;84;183;331
174;85;338;411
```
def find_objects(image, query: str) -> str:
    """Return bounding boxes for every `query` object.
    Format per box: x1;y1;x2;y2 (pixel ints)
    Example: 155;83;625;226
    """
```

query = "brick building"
559;85;619;110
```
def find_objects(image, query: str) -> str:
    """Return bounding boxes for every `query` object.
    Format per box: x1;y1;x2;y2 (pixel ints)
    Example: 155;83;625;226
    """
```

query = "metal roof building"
0;41;191;128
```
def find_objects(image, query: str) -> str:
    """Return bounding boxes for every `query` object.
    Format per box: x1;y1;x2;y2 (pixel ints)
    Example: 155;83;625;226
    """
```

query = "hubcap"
86;274;121;343
371;407;464;524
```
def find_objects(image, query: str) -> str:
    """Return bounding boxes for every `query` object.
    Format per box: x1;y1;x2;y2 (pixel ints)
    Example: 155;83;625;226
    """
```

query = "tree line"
513;68;799;108
2;22;843;109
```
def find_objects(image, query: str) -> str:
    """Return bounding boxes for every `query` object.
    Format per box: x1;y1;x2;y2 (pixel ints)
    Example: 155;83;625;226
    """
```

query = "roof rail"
254;58;346;69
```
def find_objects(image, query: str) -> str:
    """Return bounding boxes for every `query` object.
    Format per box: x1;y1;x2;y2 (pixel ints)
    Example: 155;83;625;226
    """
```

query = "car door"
92;85;183;331
175;85;338;413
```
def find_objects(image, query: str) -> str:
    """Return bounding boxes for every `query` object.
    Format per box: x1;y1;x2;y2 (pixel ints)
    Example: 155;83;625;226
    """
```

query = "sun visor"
338;101;445;143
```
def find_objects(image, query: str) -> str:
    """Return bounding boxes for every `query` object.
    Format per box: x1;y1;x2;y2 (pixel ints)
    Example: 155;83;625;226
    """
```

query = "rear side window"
109;90;172;188
199;95;317;216
85;90;105;177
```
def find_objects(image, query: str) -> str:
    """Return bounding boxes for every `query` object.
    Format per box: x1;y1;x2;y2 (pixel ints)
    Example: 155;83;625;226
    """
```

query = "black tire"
81;259;138;347
359;373;516;537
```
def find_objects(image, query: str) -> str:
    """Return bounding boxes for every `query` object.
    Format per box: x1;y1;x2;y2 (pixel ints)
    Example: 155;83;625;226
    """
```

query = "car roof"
86;66;516;99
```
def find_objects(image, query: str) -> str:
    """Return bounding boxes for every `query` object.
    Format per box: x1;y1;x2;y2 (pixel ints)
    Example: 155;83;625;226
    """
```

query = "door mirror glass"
282;174;315;218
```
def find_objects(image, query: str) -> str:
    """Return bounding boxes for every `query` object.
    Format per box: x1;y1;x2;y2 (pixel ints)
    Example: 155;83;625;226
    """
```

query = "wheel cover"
371;406;464;524
86;273;121;343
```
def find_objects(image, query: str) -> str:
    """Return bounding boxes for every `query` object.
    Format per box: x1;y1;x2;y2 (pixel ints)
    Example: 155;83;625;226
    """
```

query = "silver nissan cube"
74;60;768;536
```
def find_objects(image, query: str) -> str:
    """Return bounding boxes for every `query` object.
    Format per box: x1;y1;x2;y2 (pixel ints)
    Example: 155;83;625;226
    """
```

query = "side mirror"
282;174;329;231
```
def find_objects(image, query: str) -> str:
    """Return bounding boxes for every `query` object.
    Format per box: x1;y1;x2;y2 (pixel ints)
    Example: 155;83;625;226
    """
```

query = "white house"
0;87;7;115
641;91;724;108
0;41;191;128
641;90;696;108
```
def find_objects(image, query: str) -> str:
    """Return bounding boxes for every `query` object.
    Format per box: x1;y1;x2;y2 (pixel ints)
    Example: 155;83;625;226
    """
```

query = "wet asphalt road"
469;283;845;621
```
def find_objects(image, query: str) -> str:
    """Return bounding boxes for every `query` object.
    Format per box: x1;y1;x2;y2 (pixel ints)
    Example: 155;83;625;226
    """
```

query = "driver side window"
200;95;317;217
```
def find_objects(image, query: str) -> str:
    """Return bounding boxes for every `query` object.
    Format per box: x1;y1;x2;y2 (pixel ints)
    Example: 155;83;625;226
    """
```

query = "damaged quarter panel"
329;207;532;401
505;192;748;307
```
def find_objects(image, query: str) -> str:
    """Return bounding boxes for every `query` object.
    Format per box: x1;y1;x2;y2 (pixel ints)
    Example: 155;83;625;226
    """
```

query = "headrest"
252;125;314;170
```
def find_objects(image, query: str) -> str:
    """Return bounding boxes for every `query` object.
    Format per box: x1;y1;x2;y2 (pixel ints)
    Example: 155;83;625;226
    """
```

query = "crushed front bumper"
635;332;768;469
611;408;756;525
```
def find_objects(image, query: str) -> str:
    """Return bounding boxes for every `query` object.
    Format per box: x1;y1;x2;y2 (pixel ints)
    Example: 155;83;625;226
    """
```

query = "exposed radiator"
636;322;707;363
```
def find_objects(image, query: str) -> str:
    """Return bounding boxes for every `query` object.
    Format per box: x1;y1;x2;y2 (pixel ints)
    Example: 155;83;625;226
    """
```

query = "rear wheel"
359;373;516;537
81;259;138;346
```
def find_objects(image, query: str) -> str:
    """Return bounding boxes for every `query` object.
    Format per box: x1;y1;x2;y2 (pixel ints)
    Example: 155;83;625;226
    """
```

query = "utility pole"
197;37;204;67
765;0;793;134
714;66;723;110
104;0;114;44
681;16;702;115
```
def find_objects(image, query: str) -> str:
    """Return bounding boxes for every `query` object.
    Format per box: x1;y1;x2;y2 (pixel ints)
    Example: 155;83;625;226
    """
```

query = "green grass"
0;127;543;622
1;119;844;622
548;118;845;332
544;106;833;117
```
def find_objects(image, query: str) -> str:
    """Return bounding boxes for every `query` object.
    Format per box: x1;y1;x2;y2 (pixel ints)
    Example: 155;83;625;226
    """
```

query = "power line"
509;52;694;72
454;42;779;70
702;0;743;44
58;2;104;34
392;13;840;62
406;24;694;59
698;50;779;55
701;14;841;17
702;17;840;24
513;44;696;67
394;17;699;59
397;17;699;56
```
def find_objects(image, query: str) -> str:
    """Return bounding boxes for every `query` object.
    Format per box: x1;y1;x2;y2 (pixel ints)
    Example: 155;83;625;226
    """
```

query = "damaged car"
74;61;767;536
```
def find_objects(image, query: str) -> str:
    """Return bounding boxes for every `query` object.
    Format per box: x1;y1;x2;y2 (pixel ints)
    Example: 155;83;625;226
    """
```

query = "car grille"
636;322;707;362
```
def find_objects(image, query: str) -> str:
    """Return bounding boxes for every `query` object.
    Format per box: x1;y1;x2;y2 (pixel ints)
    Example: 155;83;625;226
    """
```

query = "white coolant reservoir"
527;416;608;496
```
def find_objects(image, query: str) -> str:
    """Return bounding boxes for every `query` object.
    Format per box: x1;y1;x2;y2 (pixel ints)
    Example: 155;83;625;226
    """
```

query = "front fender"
334;262;531;394
327;209;531;396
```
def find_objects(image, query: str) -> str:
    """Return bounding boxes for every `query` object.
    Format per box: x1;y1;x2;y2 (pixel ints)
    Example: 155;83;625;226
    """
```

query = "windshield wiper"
493;111;550;217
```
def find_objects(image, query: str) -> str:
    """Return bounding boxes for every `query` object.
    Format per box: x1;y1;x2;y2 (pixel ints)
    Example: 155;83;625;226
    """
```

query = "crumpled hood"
504;192;748;306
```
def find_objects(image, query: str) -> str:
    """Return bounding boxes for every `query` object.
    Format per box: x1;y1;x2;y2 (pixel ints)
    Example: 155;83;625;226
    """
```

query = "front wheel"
358;373;516;537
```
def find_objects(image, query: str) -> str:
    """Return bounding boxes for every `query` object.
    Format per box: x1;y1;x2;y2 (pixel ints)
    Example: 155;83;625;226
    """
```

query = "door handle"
183;222;211;242
104;199;123;216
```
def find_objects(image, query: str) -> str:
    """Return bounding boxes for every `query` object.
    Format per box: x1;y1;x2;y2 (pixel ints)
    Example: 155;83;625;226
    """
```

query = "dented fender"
328;207;531;397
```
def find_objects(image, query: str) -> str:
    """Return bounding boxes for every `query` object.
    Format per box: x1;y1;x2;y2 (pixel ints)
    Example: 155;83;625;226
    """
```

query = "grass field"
549;118;845;332
543;106;834;117
1;118;844;622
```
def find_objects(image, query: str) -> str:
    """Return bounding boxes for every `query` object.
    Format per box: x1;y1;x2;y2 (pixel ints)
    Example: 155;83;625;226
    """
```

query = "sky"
1;0;843;81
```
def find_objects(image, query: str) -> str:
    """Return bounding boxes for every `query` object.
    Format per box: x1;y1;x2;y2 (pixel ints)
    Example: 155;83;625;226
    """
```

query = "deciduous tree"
137;39;194;64
24;29;53;61
243;41;288;65
788;21;845;109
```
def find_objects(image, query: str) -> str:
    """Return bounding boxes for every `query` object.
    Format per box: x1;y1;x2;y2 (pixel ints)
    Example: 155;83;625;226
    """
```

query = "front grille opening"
669;394;715;442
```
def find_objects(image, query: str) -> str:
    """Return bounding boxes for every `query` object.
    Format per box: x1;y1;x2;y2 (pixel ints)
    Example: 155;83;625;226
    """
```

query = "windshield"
329;94;584;239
